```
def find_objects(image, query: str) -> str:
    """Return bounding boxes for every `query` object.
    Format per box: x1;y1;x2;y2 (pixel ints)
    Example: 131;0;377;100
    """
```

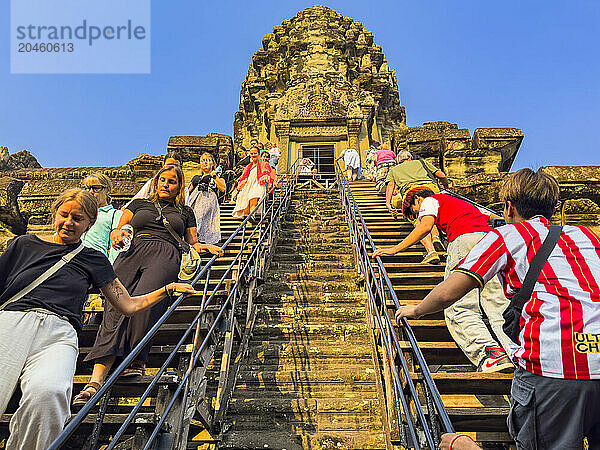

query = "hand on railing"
195;243;224;257
395;304;420;323
371;247;395;258
168;282;199;298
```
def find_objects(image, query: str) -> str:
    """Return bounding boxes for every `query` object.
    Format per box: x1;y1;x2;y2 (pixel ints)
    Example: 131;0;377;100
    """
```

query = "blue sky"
1;0;599;170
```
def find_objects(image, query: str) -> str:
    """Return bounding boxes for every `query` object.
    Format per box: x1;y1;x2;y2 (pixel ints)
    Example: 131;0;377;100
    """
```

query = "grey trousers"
0;311;78;450
444;232;513;365
509;367;600;449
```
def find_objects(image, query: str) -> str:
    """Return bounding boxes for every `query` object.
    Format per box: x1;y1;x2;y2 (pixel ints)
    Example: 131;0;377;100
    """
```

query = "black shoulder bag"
153;202;201;282
502;225;562;344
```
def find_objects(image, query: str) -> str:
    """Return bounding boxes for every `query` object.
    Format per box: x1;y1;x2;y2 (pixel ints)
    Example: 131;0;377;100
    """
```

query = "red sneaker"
477;346;514;373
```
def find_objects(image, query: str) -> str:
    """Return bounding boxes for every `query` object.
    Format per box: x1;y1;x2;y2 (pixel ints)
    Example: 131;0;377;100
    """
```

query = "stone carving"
234;5;406;148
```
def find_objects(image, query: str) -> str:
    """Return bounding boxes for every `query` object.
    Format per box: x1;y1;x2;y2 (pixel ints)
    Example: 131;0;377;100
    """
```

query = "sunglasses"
85;185;107;193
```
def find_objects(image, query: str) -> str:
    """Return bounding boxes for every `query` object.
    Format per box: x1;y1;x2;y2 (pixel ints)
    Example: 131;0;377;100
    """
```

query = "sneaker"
421;251;440;265
432;237;446;253
477;346;514;373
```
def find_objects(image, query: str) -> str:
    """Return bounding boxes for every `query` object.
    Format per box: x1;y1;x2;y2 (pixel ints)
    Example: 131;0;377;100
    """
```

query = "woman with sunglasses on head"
76;165;223;406
0;187;197;449
81;172;123;263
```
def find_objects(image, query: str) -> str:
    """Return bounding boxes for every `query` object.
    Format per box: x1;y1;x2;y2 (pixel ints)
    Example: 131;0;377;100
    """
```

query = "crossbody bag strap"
0;241;85;311
153;202;190;252
418;158;440;188
511;224;562;312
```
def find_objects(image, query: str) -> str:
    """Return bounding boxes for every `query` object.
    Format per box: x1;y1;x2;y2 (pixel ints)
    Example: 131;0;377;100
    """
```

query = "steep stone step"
271;251;355;263
261;280;362;295
269;260;356;271
251;323;368;342
228;397;380;416
258;305;366;322
267;271;359;284
236;368;377;386
220;429;386;450
258;292;366;306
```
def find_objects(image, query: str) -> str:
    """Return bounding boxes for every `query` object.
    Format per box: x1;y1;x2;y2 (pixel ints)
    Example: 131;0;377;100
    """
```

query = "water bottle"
120;224;133;251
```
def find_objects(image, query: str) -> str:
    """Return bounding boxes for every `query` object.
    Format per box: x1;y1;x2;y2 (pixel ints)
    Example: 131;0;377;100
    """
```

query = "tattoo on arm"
108;280;126;300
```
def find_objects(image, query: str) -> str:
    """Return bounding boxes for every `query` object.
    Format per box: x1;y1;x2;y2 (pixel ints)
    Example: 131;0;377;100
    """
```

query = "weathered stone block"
167;134;233;167
0;177;25;234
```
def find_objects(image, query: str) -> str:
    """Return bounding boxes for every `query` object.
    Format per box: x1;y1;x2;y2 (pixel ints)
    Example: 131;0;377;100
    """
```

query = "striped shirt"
456;216;600;379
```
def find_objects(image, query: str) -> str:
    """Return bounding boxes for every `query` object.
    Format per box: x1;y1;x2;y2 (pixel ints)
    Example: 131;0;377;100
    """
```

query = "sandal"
72;381;101;406
121;361;145;379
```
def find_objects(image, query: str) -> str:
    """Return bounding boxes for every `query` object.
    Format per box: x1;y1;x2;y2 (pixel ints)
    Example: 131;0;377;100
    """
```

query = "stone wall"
167;133;233;168
451;167;600;236
390;122;524;179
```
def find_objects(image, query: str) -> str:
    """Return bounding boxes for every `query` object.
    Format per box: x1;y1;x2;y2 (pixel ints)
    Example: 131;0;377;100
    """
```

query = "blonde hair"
51;188;98;226
499;168;559;220
83;172;113;192
148;165;186;211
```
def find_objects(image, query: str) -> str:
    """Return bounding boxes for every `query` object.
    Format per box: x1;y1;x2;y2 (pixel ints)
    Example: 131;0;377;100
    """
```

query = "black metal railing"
335;161;454;449
50;160;300;449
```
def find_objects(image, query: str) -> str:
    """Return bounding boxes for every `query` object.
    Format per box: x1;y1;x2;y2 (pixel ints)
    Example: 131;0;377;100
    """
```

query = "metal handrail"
50;159;300;449
335;162;453;449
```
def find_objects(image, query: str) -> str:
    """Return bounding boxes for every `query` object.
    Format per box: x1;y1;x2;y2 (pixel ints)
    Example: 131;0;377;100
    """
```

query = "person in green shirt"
82;172;123;264
384;151;449;264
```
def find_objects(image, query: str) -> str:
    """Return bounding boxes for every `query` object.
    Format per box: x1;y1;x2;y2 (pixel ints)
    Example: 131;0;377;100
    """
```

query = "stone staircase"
349;180;513;449
221;189;386;449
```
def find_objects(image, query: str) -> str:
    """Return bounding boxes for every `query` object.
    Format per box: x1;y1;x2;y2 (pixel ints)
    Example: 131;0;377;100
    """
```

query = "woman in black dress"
75;165;222;404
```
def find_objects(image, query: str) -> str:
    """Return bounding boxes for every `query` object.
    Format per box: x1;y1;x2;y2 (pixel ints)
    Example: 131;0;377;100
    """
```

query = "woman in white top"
188;152;226;244
339;148;362;181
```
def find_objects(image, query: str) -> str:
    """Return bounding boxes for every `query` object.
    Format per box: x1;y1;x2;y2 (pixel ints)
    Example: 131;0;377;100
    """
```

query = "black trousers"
85;238;180;364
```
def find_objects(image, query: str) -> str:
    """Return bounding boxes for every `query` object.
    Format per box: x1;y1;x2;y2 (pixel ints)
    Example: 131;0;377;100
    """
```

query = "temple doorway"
301;145;335;175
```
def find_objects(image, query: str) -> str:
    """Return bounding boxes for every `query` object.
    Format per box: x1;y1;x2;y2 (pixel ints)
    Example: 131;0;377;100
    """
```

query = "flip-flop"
121;362;145;379
72;381;101;406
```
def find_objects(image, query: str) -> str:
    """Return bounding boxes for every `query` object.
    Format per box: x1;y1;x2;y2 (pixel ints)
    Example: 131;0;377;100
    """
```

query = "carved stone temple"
0;4;599;250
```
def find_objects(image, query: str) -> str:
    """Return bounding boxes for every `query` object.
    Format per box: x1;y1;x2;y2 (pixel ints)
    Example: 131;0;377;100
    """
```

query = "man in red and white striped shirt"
395;168;600;448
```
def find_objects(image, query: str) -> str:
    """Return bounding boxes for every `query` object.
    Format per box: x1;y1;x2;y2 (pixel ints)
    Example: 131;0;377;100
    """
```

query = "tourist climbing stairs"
347;179;513;449
220;186;386;449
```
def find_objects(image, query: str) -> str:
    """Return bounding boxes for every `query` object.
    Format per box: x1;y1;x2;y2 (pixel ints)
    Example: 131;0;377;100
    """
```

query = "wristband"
450;434;474;449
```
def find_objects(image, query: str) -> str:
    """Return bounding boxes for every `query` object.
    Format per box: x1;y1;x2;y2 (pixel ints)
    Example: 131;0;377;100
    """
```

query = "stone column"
346;117;362;153
274;120;290;174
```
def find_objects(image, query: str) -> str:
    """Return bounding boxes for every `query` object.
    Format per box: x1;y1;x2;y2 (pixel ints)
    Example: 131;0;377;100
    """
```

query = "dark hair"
163;151;183;165
402;187;435;219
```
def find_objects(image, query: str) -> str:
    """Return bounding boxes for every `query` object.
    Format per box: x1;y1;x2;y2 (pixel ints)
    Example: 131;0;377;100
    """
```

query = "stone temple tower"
234;5;406;172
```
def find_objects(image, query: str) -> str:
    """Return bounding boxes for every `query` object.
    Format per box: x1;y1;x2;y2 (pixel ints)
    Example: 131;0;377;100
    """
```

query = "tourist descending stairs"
0;171;297;449
348;180;514;448
221;187;386;449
